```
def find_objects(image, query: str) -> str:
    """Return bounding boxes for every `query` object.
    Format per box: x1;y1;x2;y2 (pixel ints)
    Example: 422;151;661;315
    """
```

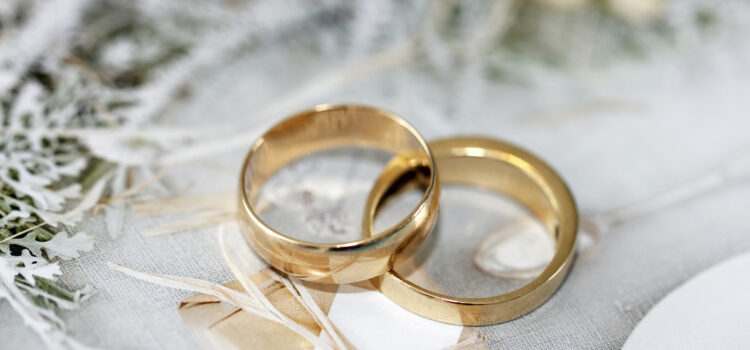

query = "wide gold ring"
238;104;440;284
363;136;578;325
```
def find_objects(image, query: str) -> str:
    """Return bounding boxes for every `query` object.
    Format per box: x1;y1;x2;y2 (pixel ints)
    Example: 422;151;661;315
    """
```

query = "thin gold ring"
238;104;440;284
363;136;577;325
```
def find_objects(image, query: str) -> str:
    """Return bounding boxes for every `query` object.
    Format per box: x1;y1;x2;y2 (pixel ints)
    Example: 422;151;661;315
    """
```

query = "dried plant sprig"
107;262;276;318
108;225;350;350
216;226;343;349
266;269;348;349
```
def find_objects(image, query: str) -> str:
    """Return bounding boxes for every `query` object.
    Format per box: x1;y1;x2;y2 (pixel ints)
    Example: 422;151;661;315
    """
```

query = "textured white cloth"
2;42;750;349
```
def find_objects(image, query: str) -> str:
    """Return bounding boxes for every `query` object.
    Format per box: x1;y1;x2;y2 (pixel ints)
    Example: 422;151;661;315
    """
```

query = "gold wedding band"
238;105;440;284
363;136;578;325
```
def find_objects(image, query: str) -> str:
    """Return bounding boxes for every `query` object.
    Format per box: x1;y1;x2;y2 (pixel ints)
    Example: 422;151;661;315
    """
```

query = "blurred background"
1;0;749;349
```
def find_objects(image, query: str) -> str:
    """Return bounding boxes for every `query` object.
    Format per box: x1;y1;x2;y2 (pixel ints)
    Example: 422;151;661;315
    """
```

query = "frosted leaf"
99;38;140;71
0;258;90;350
6;250;64;283
41;231;95;260
9;80;46;122
0;193;67;226
3;249;44;265
55;184;83;200
51;158;88;179
81;133;160;166
5;232;94;260
0;210;31;225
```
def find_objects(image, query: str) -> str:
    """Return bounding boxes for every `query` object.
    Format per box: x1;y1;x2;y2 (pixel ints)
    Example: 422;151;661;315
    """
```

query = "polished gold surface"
363;137;578;326
238;105;440;284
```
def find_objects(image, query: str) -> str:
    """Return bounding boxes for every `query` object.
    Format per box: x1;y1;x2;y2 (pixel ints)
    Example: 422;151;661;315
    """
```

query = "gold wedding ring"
363;137;578;326
238;105;439;284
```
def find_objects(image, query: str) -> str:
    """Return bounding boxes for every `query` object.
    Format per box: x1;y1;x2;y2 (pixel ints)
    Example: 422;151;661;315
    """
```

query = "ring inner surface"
242;106;431;242
437;154;559;244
